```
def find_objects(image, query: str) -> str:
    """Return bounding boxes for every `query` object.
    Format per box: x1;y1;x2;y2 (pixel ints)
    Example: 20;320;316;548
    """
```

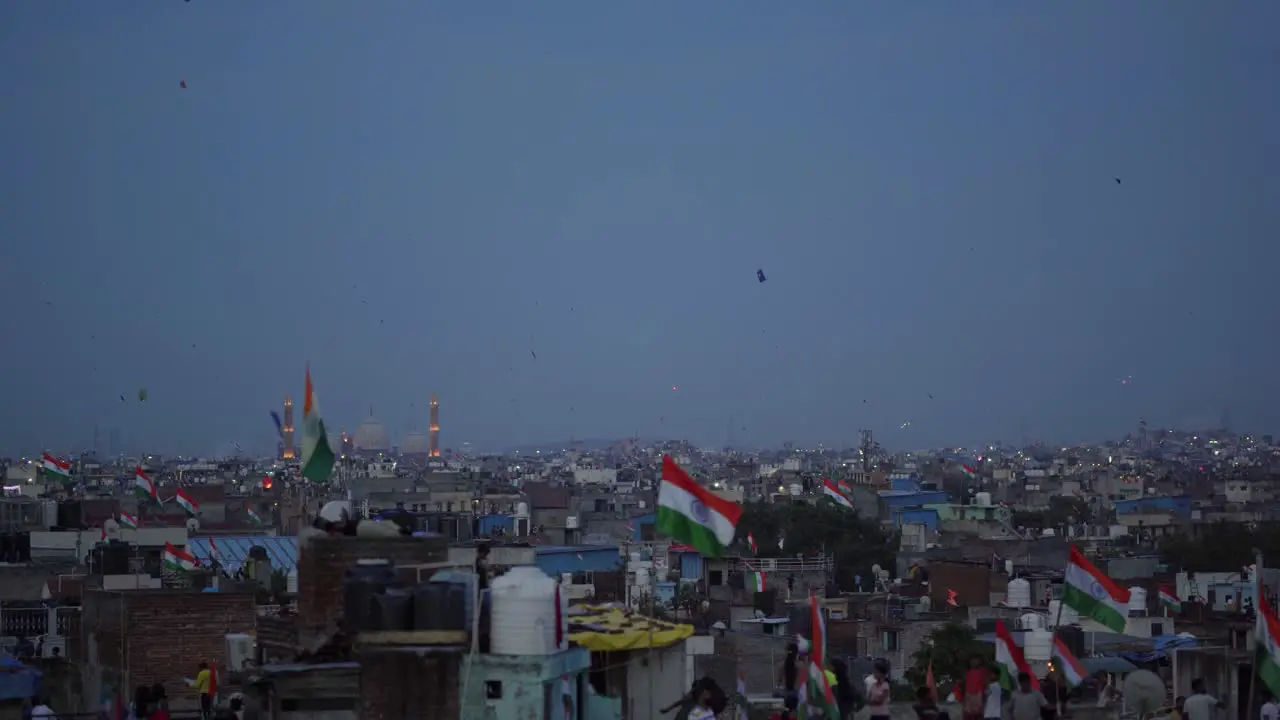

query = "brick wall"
295;536;448;642
81;589;257;711
357;649;460;720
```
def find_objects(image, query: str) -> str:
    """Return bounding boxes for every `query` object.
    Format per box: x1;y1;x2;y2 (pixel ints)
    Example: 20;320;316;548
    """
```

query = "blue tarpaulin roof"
186;535;298;573
0;654;41;701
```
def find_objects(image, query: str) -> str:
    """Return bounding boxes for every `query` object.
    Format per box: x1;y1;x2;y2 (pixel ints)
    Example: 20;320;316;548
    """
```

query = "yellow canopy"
568;605;694;652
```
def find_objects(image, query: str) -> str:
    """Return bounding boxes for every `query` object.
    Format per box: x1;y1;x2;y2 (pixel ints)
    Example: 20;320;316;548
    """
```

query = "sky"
2;3;1279;457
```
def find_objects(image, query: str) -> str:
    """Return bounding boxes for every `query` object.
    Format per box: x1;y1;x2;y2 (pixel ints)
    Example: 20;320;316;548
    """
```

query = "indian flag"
745;570;766;593
300;366;336;484
656;456;742;558
174;488;199;517
1062;546;1130;633
163;542;197;572
1051;637;1085;687
837;478;853;495
1159;585;1182;613
246;507;264;526
117;512;138;530
961;464;978;479
42;453;72;480
1256;583;1280;699
134;467;158;504
822;478;853;509
995;620;1038;691
804;591;841;719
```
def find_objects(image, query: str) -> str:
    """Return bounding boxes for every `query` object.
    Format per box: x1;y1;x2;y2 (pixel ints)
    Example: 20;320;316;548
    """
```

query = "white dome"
402;431;429;455
353;417;390;451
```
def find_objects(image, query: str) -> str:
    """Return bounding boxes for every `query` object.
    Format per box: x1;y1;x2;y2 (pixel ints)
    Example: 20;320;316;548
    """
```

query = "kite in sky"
757;269;767;283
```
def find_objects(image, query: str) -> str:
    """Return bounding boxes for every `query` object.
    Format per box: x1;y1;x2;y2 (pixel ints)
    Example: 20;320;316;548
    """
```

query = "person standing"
194;661;213;719
866;661;892;720
983;673;1004;720
1182;679;1223;720
1009;673;1049;720
958;655;989;720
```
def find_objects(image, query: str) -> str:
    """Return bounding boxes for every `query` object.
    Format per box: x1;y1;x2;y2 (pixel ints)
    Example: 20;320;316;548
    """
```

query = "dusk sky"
3;3;1278;456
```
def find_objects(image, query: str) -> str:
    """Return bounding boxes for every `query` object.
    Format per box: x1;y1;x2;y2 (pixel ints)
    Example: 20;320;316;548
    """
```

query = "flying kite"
138;388;148;402
180;80;187;89
756;269;767;283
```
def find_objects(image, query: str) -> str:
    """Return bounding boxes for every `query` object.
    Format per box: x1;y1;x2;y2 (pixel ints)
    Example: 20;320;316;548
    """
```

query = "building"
281;396;295;460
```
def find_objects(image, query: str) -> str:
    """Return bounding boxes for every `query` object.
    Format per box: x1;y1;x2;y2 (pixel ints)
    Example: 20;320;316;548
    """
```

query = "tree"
735;501;897;591
904;622;992;694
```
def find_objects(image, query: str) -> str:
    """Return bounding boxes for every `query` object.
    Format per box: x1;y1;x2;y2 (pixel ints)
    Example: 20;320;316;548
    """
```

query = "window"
882;630;899;652
710;570;724;586
571;571;592;585
1150;622;1164;636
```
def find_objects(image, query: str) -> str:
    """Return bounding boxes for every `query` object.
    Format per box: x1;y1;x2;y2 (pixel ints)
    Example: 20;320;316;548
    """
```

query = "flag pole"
1247;548;1263;720
1049;549;1069;715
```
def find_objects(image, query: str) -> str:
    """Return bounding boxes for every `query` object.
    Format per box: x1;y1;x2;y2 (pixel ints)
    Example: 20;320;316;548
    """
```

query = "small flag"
42;452;72;480
746;570;766;593
174;488;199;517
736;670;749;720
961;464;978;479
162;542;197;572
926;660;937;702
117;512;138;530
246;507;264;526
946;589;959;607
822;478;854;509
1051;636;1086;687
1159;585;1183;613
270;411;284;440
300;366;337;483
746;532;758;554
134;468;158;504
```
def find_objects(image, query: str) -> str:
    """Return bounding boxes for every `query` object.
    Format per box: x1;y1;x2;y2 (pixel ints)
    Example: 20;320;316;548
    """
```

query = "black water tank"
56;502;82;530
99;541;130;574
371;588;413;632
342;559;399;632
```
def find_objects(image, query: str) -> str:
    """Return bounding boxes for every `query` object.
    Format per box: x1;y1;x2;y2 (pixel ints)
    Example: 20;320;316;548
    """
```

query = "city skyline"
2;3;1278;456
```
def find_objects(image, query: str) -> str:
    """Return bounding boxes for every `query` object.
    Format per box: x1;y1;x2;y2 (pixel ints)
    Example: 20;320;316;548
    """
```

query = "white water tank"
515;502;530;518
1047;600;1079;627
490;567;560;655
1128;587;1148;616
975;492;992;507
1024;629;1053;661
636;567;651;588
566;516;580;529
1020;613;1045;630
1007;578;1032;608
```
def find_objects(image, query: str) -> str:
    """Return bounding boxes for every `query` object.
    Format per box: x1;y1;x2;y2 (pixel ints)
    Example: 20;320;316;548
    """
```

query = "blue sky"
2;2;1278;455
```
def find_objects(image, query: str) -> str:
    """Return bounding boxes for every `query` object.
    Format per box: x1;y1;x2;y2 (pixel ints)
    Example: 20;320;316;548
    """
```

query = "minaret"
429;394;440;457
282;396;295;460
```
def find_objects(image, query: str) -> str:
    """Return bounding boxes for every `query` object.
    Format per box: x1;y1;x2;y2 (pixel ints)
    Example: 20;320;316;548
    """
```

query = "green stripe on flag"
656;506;725;557
1063;583;1127;632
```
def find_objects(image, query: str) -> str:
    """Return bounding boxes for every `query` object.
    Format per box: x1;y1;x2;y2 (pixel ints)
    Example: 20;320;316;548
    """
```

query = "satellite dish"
186;517;200;532
1121;670;1166;716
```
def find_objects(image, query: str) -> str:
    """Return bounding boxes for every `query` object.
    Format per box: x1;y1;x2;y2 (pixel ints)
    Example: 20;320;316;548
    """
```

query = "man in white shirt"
984;678;1003;720
1182;679;1224;720
1261;692;1279;720
30;697;56;719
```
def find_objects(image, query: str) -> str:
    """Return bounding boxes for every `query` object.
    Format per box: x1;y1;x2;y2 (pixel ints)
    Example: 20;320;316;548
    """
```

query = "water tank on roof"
975;492;992;507
1128;587;1148;616
1048;600;1079;627
1024;629;1053;662
1020;613;1044;630
490;567;561;655
516;502;529;518
566;516;580;529
1007;578;1032;608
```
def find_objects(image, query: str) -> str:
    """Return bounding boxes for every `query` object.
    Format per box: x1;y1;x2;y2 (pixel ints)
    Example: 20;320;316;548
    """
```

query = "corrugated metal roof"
187;535;298;573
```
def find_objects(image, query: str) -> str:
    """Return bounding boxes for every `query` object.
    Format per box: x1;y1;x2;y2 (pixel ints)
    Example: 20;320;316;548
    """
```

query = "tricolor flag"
656;456;742;558
822;478;853;510
995;619;1038;691
1051;637;1085;687
117;511;138;530
745;570;766;593
42;452;72;480
246;507;264;526
134;468;158;504
961;464;978;480
163;542;197;572
174;488;199;517
746;532;757;554
1159;585;1182;614
1062;546;1130;633
300;366;337;483
804;591;841;718
1256;581;1280;699
736;670;749;720
837;478;853;496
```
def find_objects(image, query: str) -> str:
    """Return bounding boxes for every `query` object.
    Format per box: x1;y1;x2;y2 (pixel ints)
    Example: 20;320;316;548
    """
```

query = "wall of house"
357;649;460;720
457;648;591;720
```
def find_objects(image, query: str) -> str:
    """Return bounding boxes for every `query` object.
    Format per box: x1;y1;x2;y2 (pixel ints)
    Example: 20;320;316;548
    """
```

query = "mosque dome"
353;416;390;451
402;431;429;455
